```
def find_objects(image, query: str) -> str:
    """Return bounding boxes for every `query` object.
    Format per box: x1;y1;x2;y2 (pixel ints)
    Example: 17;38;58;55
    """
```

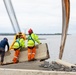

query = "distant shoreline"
0;33;70;36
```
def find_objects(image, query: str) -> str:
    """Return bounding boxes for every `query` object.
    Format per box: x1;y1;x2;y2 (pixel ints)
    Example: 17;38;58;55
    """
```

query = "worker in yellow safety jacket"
12;34;25;63
27;28;41;61
10;32;26;50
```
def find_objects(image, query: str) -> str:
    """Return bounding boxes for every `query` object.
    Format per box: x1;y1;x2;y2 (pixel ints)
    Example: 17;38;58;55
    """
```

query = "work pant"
28;46;36;61
13;49;20;63
0;48;5;63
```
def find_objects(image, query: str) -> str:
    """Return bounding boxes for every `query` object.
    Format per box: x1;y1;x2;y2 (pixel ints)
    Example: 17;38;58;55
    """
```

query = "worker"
10;32;26;50
12;34;25;63
18;32;26;40
27;28;41;61
0;38;9;65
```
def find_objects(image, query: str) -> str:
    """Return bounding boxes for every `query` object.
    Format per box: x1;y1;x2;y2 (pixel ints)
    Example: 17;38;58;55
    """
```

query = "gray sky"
0;0;76;34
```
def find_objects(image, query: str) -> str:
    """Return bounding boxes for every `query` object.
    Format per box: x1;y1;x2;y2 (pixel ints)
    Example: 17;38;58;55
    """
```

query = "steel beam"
3;0;21;33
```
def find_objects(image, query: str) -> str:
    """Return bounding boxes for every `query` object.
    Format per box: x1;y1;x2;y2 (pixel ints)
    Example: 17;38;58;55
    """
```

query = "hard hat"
18;32;22;35
28;28;33;34
18;32;23;37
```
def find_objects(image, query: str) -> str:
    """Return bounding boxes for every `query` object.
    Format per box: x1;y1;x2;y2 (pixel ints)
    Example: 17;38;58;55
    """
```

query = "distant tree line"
0;33;70;35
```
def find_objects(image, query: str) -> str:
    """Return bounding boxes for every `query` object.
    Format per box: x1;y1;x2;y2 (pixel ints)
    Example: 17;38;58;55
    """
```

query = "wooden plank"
0;43;50;64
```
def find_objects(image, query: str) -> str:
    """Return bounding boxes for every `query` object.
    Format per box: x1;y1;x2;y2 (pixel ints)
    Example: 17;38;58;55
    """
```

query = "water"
0;35;76;64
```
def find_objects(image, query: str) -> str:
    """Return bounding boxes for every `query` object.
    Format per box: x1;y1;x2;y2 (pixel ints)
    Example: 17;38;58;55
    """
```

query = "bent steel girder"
3;0;21;33
59;0;70;59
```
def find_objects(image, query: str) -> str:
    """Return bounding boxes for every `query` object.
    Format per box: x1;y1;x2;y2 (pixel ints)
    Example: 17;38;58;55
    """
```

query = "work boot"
31;58;36;61
16;60;19;63
14;60;19;64
0;62;3;65
28;60;31;62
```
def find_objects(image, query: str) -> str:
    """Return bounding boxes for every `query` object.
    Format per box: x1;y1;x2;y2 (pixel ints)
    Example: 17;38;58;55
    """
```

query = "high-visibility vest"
27;33;40;47
13;38;25;49
19;38;25;48
10;33;26;50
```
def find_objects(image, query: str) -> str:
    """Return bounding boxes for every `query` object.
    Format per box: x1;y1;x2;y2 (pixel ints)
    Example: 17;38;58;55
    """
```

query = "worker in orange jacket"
27;28;41;61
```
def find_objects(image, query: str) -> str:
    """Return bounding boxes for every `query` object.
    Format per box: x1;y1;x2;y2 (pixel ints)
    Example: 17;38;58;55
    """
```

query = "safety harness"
14;38;21;50
28;35;35;43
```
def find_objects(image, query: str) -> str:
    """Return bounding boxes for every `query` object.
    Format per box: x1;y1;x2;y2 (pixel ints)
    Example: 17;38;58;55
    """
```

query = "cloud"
0;0;76;34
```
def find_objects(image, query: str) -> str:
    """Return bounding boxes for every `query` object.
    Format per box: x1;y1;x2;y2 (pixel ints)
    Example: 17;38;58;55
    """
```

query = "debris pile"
39;61;76;72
